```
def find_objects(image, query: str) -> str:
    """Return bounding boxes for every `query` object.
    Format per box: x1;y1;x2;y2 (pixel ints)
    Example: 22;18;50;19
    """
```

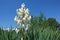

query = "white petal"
26;8;29;11
23;17;26;20
15;28;19;33
16;19;21;25
25;8;29;14
22;24;25;27
14;16;18;21
21;3;25;8
16;9;18;12
17;12;22;16
28;16;31;21
24;14;28;18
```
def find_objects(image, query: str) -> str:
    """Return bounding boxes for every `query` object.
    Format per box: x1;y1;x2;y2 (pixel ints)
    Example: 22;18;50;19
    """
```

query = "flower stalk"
14;3;31;40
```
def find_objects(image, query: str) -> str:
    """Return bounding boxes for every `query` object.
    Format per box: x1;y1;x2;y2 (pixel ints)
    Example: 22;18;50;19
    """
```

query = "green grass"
0;26;60;40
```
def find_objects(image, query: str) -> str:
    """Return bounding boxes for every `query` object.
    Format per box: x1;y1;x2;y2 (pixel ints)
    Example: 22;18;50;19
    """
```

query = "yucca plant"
14;3;31;40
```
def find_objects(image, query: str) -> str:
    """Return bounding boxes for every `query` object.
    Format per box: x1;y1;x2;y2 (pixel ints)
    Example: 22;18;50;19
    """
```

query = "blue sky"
0;0;60;27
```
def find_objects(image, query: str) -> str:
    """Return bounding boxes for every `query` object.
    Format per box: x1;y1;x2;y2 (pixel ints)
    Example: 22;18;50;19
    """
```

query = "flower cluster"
14;3;31;31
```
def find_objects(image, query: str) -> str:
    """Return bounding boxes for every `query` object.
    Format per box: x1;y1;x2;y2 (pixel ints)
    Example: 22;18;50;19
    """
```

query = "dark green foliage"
0;13;60;40
47;18;58;27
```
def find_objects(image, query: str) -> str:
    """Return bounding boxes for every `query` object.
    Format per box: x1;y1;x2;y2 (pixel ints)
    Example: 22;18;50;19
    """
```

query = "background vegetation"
0;12;60;40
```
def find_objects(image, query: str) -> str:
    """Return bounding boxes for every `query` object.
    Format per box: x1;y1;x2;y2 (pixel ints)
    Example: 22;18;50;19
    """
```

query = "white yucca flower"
16;9;18;12
23;14;28;21
16;19;21;25
19;8;23;13
17;12;21;15
14;3;31;40
25;8;29;14
14;16;18;22
23;17;26;21
21;3;25;8
15;28;19;33
14;3;31;31
24;14;28;18
26;8;29;13
27;16;31;21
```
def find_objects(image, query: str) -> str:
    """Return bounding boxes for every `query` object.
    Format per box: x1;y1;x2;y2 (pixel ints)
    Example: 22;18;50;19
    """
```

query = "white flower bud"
27;16;31;21
14;16;18;21
25;8;29;14
17;12;22;16
26;8;29;12
22;24;25;27
19;8;23;13
15;28;19;33
21;3;25;8
23;17;26;20
16;19;21;25
16;9;18;12
24;14;28;18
